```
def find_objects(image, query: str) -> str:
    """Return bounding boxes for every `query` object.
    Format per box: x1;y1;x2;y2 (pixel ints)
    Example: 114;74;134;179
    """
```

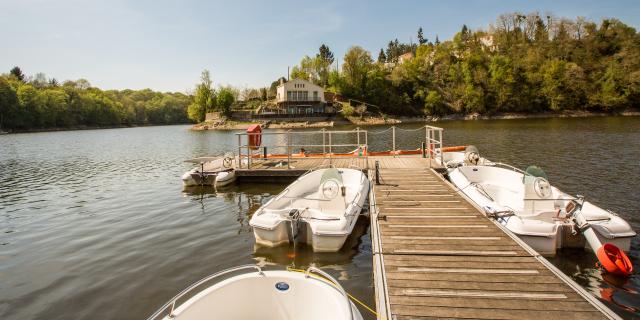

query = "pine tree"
378;49;387;63
10;66;25;81
318;44;334;64
417;27;427;45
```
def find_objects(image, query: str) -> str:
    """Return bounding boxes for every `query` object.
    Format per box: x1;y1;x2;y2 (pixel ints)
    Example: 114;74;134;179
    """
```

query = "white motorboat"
182;155;236;187
446;148;635;275
250;168;370;252
146;265;363;320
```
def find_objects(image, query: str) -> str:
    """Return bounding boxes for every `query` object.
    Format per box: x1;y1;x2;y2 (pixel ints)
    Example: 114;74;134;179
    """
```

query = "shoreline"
347;109;640;127
3;110;638;134
192;109;640;131
0;123;192;135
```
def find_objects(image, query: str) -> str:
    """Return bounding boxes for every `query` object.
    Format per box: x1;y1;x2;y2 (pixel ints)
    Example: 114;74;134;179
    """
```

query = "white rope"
368;127;393;135
396;125;428;132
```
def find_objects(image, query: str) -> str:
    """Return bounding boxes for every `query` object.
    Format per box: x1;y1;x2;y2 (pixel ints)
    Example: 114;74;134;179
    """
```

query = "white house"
275;78;330;115
276;78;325;103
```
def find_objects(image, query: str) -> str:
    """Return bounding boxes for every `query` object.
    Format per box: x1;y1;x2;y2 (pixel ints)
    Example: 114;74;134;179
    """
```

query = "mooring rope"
286;267;379;317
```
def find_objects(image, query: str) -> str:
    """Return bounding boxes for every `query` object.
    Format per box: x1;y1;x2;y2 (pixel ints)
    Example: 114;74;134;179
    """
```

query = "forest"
2;12;640;131
0;69;191;131
289;13;640;115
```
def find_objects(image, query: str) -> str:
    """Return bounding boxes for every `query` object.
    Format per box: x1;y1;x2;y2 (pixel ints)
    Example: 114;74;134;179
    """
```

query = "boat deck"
368;163;618;320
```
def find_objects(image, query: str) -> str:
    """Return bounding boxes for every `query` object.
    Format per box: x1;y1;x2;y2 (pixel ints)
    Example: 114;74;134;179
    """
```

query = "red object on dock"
247;124;262;150
597;243;633;277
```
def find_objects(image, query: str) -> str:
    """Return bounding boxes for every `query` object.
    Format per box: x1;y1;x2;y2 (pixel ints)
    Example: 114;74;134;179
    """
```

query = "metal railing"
235;125;445;170
236;129;369;170
425;125;444;167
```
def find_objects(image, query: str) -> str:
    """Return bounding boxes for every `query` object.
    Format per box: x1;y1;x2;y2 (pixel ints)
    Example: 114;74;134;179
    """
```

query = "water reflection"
252;216;370;268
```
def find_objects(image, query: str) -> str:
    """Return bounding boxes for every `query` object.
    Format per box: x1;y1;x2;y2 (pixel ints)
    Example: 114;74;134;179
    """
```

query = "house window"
287;91;292;100
302;91;308;101
313;91;318;101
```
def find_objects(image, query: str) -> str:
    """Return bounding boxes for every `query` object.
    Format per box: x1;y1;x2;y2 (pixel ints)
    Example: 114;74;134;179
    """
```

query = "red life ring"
247;124;262;150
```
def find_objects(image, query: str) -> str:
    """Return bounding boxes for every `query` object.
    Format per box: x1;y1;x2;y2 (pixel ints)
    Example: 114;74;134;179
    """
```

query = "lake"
0;116;638;319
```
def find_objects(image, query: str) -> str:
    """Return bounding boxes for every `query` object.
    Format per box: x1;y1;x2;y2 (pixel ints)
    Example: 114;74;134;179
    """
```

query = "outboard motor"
523;166;553;215
464;145;481;165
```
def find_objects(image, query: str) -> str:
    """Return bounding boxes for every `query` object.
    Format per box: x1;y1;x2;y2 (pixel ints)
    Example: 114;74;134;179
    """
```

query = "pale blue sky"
1;0;638;92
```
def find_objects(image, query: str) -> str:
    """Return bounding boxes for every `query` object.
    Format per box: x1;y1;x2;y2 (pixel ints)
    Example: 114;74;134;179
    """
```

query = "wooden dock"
368;160;620;320
194;125;621;319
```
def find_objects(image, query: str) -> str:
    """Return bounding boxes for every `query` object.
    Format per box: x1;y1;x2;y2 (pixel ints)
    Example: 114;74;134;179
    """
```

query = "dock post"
287;130;291;169
375;160;380;185
392;126;396;158
421;141;426;158
263;146;267;159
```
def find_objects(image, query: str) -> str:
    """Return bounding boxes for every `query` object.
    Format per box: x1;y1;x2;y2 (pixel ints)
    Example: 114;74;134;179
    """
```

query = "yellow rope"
286;267;379;317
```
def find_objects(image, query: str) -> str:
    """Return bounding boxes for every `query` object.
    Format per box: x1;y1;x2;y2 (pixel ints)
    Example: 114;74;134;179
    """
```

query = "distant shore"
191;109;640;131
3;110;638;135
0;123;191;135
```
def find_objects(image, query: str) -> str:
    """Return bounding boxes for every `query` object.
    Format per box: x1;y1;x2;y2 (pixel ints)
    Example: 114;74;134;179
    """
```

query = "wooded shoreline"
1;122;191;135
192;109;640;131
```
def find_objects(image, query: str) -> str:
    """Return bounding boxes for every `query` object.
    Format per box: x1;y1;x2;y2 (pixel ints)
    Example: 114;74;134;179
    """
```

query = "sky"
1;0;639;93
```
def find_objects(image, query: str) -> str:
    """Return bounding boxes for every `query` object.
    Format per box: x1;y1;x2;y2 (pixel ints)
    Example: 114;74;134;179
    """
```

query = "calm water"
0;117;638;319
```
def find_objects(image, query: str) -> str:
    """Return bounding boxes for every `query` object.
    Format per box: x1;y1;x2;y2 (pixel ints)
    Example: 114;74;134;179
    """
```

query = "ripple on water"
0;121;638;319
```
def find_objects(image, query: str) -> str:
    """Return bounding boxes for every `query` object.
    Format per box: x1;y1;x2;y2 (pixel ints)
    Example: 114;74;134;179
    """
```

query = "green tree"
417;27;427;45
342;46;373;98
216;87;235;116
317;44;335;87
187;70;215;122
10;66;25;81
377;49;387;63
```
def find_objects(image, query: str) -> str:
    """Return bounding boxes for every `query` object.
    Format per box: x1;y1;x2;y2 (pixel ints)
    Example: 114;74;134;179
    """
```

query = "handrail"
490;162;525;173
146;265;264;320
305;266;355;320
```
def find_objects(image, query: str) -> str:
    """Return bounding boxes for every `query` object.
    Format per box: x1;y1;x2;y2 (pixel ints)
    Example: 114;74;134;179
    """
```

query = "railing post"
328;131;332;166
365;130;369;170
248;143;252;169
356;127;360;146
392;126;396;158
427;127;432;168
439;128;444;167
237;134;242;169
322;128;326;155
421;141;426;158
287;130;291;169
375;160;380;185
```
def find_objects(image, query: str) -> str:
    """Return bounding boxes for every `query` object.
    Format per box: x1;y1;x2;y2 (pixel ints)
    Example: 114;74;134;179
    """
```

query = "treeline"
0;68;191;131
289;13;640;115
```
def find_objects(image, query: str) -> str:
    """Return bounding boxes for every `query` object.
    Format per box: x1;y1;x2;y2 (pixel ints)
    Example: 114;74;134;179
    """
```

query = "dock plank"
369;162;613;320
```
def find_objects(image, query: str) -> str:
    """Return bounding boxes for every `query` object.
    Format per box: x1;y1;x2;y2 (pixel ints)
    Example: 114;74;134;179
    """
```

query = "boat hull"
448;164;636;256
250;168;369;252
252;219;352;253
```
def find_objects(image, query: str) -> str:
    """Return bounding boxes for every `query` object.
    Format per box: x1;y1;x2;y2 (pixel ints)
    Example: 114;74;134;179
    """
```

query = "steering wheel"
321;180;340;199
534;177;552;198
